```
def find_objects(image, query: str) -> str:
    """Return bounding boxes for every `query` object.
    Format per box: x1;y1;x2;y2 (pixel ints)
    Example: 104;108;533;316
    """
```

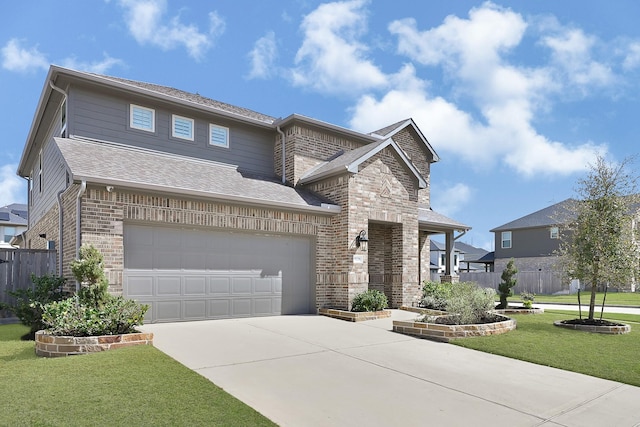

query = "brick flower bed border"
318;308;391;322
553;320;630;335
495;307;544;315
35;330;154;357
393;314;516;343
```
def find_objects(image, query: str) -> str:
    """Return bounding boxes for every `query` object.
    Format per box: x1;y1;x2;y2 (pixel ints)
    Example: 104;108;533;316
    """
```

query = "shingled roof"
490;199;574;232
54;137;338;214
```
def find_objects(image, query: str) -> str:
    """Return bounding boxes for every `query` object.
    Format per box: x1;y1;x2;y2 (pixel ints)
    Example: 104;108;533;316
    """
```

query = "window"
550;226;559;239
130;104;155;132
440;254;446;266
209;124;229;148
501;231;512;249
3;226;15;243
172;115;194;141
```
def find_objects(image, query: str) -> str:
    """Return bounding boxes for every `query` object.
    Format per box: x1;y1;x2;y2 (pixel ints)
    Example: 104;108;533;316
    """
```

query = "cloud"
291;0;387;95
247;32;277;79
622;41;640;71
430;182;472;217
0;164;25;206
117;0;225;60
61;53;125;74
1;39;49;73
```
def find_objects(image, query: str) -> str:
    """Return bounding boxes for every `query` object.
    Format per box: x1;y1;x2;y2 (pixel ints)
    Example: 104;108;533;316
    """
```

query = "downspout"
56;189;65;275
49;80;67;105
276;126;286;184
75;180;87;291
454;230;468;241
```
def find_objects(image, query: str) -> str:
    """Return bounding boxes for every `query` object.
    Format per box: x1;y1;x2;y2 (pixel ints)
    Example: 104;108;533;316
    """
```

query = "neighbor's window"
550;226;559;239
172;114;194;141
501;231;512;249
3;226;15;243
209;124;229;148
130;104;155;132
440;254;446;266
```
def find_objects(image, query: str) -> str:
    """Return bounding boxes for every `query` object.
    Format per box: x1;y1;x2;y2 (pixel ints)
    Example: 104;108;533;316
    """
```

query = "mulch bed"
558;318;626;327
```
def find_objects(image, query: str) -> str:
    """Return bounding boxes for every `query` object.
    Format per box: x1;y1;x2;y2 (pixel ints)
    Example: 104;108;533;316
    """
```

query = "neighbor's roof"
299;138;427;188
53;137;340;215
429;240;465;253
419;208;470;232
0;204;28;226
490;199;574;232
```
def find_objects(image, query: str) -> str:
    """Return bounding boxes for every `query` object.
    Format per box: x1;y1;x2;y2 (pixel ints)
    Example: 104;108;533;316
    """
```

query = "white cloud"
117;0;224;60
247;32;277;79
0;164;25;206
291;0;387;95
622;41;640;71
1;38;49;73
61;53;124;74
431;182;472;217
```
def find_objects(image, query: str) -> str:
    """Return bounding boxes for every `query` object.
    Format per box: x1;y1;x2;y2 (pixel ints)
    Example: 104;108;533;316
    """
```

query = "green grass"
0;324;276;427
508;291;640;306
452;311;640;387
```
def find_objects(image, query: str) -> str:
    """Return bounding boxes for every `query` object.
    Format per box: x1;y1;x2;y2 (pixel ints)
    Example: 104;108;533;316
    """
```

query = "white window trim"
550;226;559;239
172;114;195;141
209;124;229;148
130;104;155;132
501;231;512;249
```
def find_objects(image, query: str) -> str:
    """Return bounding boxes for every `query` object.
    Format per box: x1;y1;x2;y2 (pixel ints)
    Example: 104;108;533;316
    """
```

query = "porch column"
445;230;455;276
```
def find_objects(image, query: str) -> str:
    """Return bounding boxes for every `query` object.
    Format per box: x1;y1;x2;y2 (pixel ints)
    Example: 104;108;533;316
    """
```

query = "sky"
2;0;640;251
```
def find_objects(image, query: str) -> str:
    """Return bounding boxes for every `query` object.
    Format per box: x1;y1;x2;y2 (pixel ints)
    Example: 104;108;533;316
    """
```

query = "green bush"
497;259;518;309
445;282;496;325
0;274;67;339
42;295;149;337
420;281;452;310
72;245;110;307
351;289;388;312
520;291;535;309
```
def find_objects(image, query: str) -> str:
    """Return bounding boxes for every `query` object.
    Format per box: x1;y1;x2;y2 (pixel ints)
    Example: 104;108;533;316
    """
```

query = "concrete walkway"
141;311;640;426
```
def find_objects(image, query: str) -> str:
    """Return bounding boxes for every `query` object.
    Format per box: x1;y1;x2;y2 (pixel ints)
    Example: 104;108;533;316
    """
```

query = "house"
17;65;470;323
490;199;573;273
429;240;463;274
0;204;28;248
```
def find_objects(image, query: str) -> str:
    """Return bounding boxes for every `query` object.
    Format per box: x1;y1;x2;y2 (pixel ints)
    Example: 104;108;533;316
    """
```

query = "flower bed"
318;308;391;322
495;306;544;315
553;319;630;335
393;314;516;342
35;330;153;357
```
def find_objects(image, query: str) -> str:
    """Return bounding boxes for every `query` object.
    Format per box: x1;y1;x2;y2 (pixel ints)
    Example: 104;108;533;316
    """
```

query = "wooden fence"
430;271;579;295
0;249;57;321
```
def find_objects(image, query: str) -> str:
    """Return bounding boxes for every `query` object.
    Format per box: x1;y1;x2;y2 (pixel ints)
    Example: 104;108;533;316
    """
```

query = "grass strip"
0;324;276;427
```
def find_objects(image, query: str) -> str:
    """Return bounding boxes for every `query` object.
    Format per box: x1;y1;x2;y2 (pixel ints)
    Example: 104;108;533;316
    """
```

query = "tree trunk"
588;262;598;320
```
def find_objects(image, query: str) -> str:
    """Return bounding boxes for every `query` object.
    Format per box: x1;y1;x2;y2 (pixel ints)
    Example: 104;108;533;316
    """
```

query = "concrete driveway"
141;311;640;426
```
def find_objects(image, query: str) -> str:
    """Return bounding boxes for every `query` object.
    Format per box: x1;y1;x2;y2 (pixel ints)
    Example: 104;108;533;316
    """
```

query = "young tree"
558;156;640;320
497;259;517;309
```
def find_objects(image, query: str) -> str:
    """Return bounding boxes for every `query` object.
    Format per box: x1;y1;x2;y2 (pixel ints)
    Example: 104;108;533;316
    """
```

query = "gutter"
276;126;286;184
75;180;87;291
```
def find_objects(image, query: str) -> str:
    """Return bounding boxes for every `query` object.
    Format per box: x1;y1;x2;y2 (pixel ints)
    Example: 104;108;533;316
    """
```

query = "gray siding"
69;86;276;175
494;227;560;259
29;109;69;225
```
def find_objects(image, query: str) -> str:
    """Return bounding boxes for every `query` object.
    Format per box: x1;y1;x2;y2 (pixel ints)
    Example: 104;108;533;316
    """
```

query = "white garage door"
123;224;315;323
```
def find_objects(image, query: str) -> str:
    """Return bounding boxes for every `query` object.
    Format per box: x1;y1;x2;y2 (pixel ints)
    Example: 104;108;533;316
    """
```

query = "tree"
497;259;518;309
558;156;640;320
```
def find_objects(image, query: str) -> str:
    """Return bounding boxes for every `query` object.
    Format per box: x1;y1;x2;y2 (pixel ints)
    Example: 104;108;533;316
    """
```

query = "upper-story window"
2;226;15;243
501;231;512;249
172;115;194;141
550;226;559;239
130;104;155;132
209;124;229;148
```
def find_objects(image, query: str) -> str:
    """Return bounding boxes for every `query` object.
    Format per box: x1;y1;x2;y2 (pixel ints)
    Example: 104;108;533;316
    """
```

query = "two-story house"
17;65;469;323
490;199;573;273
0;204;28;248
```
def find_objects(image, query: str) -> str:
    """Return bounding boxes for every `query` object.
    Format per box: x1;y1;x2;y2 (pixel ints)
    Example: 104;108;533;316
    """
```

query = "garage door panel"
157;276;182;296
124;224;314;322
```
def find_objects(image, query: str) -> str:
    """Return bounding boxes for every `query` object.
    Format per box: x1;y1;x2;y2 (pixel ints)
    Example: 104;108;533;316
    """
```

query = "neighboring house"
17;65;470;323
0;204;28;248
455;241;491;272
490;199;573;273
429;240;463;274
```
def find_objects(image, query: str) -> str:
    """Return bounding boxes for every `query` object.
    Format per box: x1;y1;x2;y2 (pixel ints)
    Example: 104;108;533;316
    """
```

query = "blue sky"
2;1;640;250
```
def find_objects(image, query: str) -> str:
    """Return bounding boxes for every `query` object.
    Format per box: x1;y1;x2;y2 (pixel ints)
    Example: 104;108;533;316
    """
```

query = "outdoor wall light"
355;229;369;250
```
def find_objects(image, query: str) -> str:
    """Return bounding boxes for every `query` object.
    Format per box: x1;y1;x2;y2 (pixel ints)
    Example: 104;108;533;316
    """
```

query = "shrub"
0;274;67;339
420;281;452;310
445;282;496;325
497;259;518;309
351;289;388;312
42;295;149;337
72;245;110;307
520;291;535;309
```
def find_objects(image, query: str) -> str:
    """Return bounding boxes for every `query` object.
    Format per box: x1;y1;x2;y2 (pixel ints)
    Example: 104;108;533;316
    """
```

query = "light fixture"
355;230;368;250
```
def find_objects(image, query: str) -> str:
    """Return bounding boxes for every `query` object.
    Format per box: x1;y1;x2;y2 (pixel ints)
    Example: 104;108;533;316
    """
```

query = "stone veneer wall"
494;256;559;273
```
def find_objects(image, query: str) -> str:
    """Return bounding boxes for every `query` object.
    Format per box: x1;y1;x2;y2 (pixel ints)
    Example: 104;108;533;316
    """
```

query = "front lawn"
0;324;276;427
508;291;640;306
452;310;640;387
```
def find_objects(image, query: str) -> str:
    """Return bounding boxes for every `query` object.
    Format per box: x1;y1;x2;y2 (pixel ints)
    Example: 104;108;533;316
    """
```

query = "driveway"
141;311;640;426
